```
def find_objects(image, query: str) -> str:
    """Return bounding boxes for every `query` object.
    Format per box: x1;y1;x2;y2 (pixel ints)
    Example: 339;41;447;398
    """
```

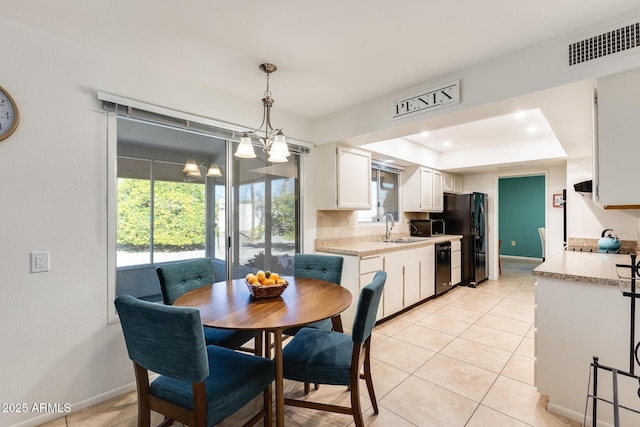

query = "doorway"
498;175;545;259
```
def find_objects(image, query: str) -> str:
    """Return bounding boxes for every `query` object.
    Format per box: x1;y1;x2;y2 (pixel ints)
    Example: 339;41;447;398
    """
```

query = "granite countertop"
316;234;462;257
532;250;637;286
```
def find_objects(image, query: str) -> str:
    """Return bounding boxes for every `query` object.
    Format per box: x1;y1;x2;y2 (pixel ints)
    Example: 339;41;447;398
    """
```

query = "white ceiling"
2;0;639;171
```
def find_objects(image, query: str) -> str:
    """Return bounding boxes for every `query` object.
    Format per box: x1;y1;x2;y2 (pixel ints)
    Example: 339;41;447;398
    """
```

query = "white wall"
566;158;640;242
0;18;314;427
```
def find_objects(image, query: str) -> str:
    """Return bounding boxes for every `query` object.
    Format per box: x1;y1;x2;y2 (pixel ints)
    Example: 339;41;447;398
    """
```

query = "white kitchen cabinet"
451;239;462;285
432;170;443;211
340;253;383;328
443;173;463;194
402;250;422;307
383;251;406;316
418;245;435;300
595;68;640;208
404;166;443;212
383;248;423;317
335;241;453;328
359;254;384;321
315;144;372;210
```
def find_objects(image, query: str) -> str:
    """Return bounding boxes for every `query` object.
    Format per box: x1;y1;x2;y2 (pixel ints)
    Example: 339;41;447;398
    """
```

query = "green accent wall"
499;175;545;258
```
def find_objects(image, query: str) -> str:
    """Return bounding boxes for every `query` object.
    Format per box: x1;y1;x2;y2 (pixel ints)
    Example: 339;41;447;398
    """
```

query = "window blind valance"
98;91;310;155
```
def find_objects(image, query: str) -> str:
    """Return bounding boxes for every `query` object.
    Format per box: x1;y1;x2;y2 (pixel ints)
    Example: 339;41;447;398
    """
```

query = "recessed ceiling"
402;109;555;152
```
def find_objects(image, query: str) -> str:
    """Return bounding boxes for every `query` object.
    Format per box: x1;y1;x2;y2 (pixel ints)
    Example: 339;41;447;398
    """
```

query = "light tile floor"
41;258;581;426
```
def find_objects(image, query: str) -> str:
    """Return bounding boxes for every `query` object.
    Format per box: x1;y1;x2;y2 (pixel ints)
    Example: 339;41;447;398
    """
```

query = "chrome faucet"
385;213;395;240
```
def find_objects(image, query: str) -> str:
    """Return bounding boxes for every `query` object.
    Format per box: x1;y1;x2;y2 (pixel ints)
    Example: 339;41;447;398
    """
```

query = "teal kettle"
598;229;622;253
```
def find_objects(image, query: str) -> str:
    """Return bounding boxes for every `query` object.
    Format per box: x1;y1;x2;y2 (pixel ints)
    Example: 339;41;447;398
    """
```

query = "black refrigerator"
433;192;488;287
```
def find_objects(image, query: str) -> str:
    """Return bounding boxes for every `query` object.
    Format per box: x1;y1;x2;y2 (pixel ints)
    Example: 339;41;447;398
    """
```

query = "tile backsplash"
316;210;431;245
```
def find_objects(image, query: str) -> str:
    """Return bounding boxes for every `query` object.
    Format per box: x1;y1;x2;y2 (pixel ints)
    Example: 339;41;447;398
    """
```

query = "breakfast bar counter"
533;250;640;426
532;250;632;286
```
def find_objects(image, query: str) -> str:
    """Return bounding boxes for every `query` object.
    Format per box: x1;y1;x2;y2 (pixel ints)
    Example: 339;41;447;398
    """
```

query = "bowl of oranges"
245;270;288;298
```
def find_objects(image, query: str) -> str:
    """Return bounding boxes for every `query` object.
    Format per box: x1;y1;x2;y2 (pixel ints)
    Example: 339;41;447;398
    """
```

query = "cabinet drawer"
359;271;377;287
451;240;461;251
360;255;383;274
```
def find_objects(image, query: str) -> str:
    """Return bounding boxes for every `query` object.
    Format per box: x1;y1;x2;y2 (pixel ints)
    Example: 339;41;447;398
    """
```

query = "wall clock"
0;85;19;142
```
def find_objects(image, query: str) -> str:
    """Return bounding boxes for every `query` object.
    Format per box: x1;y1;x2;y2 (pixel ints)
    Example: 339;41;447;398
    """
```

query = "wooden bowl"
245;280;288;299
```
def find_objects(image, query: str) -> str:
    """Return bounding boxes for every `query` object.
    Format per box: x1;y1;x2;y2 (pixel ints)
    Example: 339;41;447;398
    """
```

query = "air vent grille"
568;21;639;66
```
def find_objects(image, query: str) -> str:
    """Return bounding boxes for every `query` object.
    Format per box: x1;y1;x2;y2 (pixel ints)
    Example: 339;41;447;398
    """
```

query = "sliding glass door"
230;143;299;279
113;114;300;302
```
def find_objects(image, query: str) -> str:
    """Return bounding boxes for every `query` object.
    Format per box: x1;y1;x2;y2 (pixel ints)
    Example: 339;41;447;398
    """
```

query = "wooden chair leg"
350;376;364;427
255;333;263;357
133;363;151;427
362;349;378;413
157;417;175;427
263;383;272;427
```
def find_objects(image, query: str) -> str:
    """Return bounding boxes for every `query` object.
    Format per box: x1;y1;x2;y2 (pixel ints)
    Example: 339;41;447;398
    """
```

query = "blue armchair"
282;270;386;427
156;258;261;354
114;295;274;427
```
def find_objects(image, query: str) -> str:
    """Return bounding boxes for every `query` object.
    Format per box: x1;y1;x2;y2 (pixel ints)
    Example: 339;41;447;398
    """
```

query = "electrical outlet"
511;241;516;246
31;251;50;273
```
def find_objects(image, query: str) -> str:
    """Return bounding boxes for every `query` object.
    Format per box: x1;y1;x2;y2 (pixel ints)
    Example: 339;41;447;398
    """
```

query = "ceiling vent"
567;20;639;67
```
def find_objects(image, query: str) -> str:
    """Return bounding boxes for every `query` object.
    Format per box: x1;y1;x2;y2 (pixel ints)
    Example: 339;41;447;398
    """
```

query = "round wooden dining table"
173;276;353;427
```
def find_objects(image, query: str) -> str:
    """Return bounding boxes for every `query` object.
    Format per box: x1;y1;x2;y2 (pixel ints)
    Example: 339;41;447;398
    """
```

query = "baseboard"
500;255;543;261
547;402;614;427
8;382;136;427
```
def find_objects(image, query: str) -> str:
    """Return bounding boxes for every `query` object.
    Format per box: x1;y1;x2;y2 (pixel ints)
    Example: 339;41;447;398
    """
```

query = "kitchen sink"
381;238;428;244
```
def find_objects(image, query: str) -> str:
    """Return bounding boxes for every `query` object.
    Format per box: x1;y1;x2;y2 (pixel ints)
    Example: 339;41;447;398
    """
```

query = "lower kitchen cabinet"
383;250;420;317
339;242;450;329
419;245;435;300
359;254;384;321
451;240;462;285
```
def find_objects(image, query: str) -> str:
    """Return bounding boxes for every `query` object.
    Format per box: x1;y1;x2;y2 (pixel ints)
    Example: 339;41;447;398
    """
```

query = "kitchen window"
357;163;401;223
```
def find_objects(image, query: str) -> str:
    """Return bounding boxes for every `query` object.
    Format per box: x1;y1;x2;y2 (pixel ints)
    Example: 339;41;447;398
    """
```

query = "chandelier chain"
264;71;272;99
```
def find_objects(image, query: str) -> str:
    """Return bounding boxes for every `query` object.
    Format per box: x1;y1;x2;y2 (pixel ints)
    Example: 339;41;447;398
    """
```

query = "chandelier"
234;63;290;163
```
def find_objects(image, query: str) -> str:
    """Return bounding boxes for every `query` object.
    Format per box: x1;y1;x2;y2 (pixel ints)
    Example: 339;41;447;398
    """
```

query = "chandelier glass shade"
182;159;222;179
234;63;291;162
206;164;222;177
182;158;202;178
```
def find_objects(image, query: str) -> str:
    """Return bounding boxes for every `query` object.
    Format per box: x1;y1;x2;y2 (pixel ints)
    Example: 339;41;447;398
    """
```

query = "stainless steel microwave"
409;219;445;237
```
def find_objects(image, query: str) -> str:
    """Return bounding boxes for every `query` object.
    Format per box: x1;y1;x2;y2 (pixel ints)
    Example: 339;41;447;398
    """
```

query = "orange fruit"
256;270;266;281
245;273;255;281
270;273;280;282
248;276;260;285
263;279;276;286
276;278;287;285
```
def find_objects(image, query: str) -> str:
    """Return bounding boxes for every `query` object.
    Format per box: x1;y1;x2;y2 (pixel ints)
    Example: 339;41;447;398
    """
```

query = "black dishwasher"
435;242;452;295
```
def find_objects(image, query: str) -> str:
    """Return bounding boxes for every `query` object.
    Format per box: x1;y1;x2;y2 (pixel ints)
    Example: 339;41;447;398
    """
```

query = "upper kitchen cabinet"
443;173;463;194
595;68;640;208
315;143;372;210
403;166;444;212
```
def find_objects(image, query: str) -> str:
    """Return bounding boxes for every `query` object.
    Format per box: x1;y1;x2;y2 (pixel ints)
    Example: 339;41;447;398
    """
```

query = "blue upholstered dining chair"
281;270;386;427
283;253;344;336
156;258;260;354
114;295;275;427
